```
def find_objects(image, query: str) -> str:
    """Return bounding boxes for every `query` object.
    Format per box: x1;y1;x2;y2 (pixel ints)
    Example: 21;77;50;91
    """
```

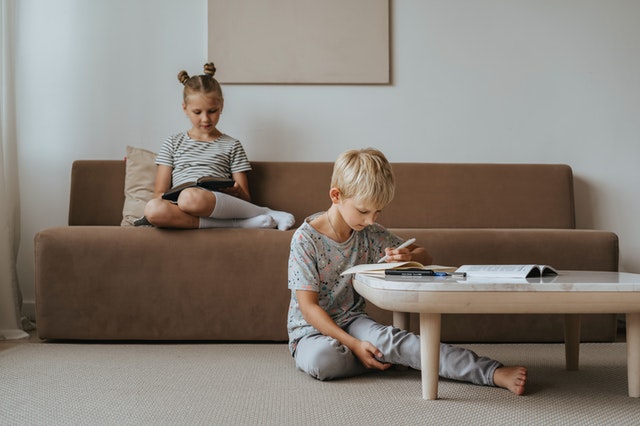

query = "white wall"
15;0;640;313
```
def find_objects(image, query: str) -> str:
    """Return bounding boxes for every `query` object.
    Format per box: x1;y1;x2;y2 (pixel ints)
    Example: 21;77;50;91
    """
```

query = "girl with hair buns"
139;62;295;230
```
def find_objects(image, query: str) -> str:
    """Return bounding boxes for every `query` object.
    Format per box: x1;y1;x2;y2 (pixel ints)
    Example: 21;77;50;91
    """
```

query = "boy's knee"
296;338;359;381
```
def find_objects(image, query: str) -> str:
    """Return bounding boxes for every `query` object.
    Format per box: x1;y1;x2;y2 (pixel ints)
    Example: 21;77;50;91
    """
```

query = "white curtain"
0;0;27;340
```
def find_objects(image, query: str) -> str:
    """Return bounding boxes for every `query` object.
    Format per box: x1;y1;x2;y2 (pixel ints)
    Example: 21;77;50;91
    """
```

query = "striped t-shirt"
156;132;252;187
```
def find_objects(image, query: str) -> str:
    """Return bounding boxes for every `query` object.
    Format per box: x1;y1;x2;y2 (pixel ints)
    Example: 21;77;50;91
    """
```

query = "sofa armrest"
35;226;294;340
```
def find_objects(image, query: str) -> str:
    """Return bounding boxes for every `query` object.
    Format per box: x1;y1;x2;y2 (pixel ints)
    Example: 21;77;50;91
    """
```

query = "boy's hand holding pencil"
378;238;416;263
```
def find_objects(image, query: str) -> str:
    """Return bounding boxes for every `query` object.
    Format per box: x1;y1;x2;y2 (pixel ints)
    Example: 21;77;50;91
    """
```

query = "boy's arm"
383;242;433;265
409;244;432;265
296;290;392;371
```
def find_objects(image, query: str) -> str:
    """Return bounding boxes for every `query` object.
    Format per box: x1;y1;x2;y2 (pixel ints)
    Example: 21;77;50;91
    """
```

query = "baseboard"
22;300;36;322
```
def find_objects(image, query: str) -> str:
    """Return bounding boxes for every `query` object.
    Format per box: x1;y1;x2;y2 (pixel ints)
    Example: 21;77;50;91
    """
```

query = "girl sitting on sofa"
139;62;295;230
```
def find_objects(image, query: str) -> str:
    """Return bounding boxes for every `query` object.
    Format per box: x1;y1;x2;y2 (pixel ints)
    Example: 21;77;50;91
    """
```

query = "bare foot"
493;366;527;395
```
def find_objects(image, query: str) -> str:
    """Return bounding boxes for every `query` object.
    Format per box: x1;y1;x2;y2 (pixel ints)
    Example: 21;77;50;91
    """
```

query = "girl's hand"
229;171;251;202
219;182;242;198
352;340;392;371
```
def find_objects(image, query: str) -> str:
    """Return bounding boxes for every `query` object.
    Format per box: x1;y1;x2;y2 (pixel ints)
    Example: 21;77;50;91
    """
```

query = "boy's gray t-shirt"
287;213;402;354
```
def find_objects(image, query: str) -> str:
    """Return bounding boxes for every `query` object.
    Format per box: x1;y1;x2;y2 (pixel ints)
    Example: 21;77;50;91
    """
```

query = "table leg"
393;312;410;330
419;313;441;400
626;313;640;397
564;314;581;371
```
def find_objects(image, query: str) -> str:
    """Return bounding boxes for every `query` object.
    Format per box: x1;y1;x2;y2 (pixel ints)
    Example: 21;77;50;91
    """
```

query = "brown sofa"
34;161;619;342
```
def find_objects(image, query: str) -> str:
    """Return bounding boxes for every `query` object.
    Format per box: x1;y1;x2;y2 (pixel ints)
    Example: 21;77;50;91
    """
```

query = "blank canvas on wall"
208;0;390;84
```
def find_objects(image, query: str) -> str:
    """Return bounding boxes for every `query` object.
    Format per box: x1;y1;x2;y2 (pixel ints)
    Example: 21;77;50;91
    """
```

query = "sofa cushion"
121;146;157;226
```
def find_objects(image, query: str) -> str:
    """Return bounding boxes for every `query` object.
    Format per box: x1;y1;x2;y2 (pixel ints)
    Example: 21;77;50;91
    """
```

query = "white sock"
211;192;295;230
199;215;276;229
265;209;296;230
211;192;269;219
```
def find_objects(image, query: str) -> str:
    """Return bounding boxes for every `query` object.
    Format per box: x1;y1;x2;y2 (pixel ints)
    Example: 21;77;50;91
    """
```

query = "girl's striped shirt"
156;132;251;187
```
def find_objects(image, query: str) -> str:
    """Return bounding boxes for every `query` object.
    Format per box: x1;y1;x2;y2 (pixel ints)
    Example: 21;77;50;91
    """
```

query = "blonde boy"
287;148;526;395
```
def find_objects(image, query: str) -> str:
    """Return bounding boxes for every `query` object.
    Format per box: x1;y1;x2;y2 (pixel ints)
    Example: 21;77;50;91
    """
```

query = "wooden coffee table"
353;270;640;399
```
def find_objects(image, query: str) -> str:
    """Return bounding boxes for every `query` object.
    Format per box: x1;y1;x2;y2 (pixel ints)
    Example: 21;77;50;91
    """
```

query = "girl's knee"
177;188;215;216
143;198;166;224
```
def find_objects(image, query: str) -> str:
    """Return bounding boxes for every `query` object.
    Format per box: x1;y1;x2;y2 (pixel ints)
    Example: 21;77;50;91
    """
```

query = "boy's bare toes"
494;366;527;395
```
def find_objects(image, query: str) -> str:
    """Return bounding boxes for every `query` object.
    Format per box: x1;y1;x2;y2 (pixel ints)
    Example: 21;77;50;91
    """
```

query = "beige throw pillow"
121;146;157;226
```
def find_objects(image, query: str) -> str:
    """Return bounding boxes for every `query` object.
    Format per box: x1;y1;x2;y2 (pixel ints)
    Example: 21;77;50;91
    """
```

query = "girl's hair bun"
178;62;223;101
203;62;216;77
177;70;190;85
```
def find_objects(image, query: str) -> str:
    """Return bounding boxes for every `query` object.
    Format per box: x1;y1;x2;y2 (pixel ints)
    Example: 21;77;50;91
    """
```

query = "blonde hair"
177;62;223;102
331;148;395;208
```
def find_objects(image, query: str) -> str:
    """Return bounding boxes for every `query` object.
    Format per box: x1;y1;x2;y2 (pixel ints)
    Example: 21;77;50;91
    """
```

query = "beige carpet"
1;342;638;425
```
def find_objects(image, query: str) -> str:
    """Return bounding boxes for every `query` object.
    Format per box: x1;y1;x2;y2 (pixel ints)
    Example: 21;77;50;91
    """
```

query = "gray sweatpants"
294;316;501;386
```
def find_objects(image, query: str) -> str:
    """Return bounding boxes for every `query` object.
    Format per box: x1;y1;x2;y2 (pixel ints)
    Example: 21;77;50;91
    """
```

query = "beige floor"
1;318;627;353
0;329;42;352
3;340;639;425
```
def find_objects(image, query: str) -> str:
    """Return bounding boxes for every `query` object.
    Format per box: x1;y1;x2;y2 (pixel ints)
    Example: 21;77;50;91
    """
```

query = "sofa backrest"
69;160;126;226
249;162;575;229
69;160;575;229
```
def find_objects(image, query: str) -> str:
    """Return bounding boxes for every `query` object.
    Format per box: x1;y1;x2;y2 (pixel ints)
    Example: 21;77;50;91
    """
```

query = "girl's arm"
296;290;392;371
153;165;173;198
221;171;251;202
